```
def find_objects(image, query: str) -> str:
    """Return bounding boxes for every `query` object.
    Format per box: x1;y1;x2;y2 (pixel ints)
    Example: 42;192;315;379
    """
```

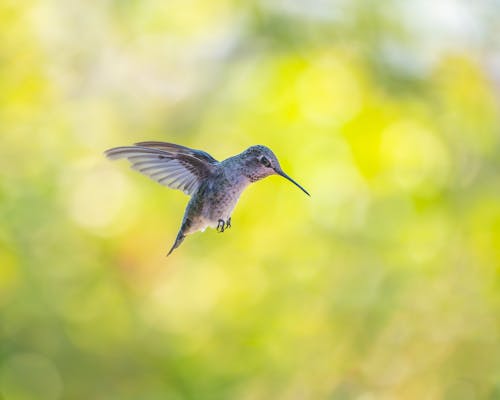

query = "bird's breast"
203;177;249;222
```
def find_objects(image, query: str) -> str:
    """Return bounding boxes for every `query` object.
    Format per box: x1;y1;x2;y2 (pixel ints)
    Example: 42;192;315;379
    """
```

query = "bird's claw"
217;219;225;233
217;218;231;233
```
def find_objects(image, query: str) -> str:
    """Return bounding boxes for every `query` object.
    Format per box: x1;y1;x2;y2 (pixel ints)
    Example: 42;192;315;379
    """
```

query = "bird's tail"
167;230;186;256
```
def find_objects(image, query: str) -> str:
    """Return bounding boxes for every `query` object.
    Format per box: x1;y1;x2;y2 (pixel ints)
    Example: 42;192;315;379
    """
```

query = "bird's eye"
260;157;271;168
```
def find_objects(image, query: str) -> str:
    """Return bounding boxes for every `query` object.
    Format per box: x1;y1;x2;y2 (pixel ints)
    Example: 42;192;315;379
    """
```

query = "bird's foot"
217;219;226;233
217;218;231;233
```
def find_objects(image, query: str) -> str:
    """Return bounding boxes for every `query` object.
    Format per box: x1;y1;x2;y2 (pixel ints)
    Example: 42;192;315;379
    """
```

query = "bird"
104;141;310;255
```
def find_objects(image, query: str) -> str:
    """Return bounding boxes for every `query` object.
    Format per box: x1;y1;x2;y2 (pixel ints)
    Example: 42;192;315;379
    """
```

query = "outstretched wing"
135;141;219;165
104;142;219;196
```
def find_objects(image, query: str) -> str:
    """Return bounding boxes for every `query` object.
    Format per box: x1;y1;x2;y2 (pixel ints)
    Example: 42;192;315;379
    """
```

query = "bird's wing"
104;142;219;196
135;141;219;165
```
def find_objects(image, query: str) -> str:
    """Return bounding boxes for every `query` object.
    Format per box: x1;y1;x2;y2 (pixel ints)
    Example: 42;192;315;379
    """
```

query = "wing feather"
134;141;218;164
104;143;218;196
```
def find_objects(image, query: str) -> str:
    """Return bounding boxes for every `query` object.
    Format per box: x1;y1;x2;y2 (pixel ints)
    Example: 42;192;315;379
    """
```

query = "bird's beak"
275;168;310;196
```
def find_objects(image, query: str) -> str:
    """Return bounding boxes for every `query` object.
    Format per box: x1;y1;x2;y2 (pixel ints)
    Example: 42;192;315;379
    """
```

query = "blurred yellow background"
1;0;500;399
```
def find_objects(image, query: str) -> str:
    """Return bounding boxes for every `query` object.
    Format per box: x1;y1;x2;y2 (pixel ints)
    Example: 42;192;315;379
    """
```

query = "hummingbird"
104;141;310;255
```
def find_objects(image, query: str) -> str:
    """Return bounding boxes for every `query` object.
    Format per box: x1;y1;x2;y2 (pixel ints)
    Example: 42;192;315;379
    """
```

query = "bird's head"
240;145;310;196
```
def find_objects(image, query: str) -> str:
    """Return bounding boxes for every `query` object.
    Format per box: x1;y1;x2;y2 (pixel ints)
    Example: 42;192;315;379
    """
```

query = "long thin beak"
275;169;310;196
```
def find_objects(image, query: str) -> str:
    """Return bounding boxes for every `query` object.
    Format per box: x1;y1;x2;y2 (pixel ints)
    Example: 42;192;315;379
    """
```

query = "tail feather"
167;230;186;256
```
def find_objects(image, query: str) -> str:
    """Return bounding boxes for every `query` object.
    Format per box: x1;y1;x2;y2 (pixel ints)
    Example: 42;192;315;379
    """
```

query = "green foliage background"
1;0;500;399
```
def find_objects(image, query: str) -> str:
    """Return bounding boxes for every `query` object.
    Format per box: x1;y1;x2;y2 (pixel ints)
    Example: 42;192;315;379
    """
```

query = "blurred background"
1;0;500;399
